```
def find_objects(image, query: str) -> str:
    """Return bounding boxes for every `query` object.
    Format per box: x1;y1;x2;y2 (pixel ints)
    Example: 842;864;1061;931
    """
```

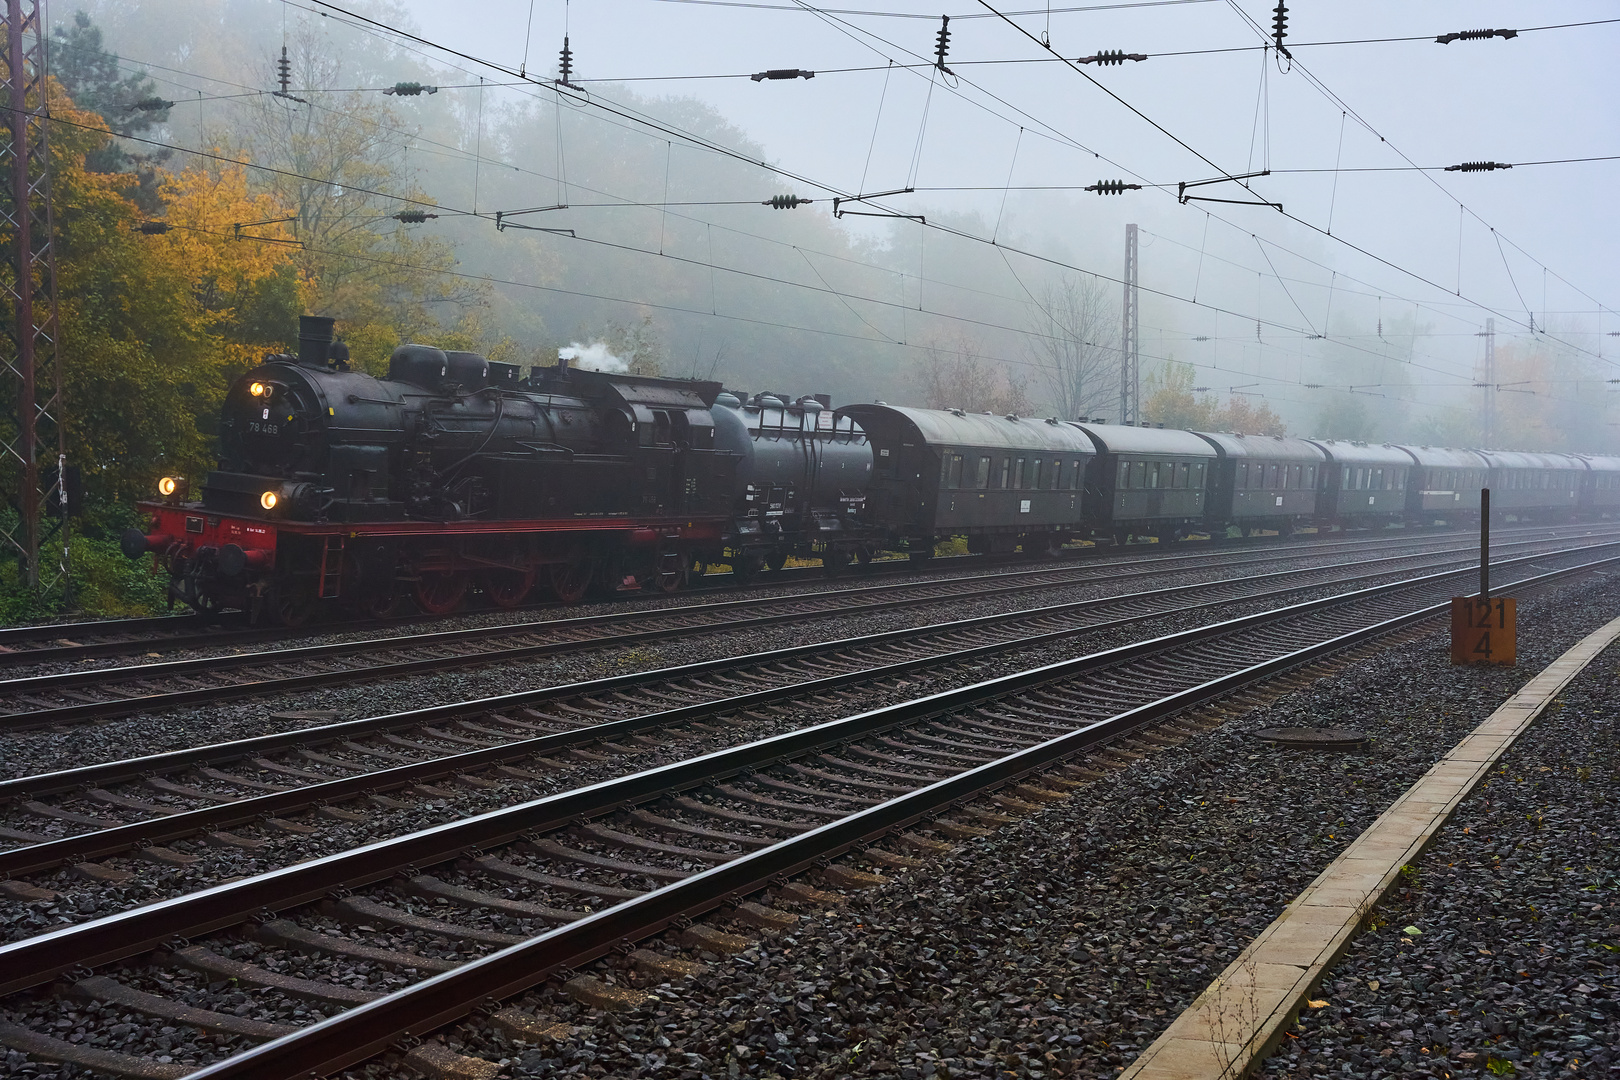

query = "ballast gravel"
1261;641;1620;1079
0;533;1582;784
425;575;1620;1080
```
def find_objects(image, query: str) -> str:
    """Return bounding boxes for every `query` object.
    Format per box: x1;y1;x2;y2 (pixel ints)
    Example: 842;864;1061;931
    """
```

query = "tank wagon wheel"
822;547;852;576
907;543;933;566
548;559;592;605
855;545;874;571
765;549;789;573
731;551;764;584
268;576;318;628
1044;534;1064;559
414;570;470;615
482;569;536;610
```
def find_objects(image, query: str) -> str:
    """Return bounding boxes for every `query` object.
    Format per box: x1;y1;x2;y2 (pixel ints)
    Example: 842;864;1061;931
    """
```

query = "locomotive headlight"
157;476;178;497
260;490;279;511
249;381;267;397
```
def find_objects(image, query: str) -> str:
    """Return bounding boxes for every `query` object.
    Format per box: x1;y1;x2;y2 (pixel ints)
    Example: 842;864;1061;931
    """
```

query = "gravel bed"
0;556;1601;943
0;589;1326;944
412;574;1620;1080
1261;644;1620;1078
0;538;1560;784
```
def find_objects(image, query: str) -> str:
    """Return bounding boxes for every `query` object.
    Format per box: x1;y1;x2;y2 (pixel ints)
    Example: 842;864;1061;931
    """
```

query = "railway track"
0;544;1612;1079
1;525;1603;730
0;522;1576;669
2;532;1611;881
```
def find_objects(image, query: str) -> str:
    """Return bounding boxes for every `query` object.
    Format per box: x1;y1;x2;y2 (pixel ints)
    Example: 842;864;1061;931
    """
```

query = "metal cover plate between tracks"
1252;726;1368;750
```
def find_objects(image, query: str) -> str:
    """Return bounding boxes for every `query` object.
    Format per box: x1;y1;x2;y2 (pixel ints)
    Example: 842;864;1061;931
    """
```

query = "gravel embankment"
0;571;1431;943
1261;642;1620;1079
0;542;1499;782
418;576;1620;1080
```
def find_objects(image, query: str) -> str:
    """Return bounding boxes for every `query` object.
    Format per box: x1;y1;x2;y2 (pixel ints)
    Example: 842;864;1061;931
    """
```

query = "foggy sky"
402;0;1620;406
71;0;1620;436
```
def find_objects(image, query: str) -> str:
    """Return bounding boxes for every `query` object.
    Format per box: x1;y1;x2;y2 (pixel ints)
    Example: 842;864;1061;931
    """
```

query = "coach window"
1010;458;1026;490
975;456;991;489
995;458;1009;489
1174;461;1188;488
947;453;964;488
1129;460;1145;489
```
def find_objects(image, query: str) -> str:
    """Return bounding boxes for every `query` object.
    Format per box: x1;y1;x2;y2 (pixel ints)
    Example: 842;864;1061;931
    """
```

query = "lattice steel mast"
1;0;65;596
1119;222;1140;425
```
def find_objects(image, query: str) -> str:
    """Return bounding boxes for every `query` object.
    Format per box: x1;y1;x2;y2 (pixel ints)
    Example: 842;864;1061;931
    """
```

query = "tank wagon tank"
710;391;873;577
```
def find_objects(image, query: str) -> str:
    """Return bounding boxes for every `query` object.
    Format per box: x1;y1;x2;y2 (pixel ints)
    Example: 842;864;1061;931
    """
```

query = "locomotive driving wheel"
482;568;536;609
548;559;592;605
268;574;317;627
653;551;689;595
414;570;469;615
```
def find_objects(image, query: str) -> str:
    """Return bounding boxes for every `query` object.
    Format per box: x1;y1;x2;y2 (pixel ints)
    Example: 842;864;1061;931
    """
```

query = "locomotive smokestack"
298;315;336;369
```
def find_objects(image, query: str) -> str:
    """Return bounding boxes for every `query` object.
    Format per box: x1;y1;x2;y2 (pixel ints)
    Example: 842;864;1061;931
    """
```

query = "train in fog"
123;316;1620;623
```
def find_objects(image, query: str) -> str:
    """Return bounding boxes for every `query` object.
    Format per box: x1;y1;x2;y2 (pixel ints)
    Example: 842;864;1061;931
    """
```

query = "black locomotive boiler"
127;317;738;624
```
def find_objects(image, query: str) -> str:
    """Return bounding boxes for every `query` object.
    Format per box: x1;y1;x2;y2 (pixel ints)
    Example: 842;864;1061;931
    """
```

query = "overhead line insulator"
750;69;816;82
1436;28;1519;44
1084;180;1141;195
934;15;952;74
384;82;439;96
558;36;579;90
1076;50;1147;65
764;195;812;209
272;45;308;104
393;210;439;223
126;97;174;112
1445;161;1513;172
1271;1;1291;58
136;221;171;234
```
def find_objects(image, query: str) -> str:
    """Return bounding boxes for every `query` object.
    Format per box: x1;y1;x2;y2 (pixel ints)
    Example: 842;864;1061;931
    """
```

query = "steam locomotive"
125;316;1620;624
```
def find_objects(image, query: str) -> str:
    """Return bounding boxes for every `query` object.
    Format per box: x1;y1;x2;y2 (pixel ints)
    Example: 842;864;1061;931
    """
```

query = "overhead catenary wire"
152;3;1620;380
85;1;1620;409
283;0;1618;389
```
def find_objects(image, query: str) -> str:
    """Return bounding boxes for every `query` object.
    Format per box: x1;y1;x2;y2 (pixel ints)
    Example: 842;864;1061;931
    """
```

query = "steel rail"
0;537;1556;876
154;550;1620;1078
3;531;1547;800
1;527;1594;730
0;545;1609;1001
0;522;1568;666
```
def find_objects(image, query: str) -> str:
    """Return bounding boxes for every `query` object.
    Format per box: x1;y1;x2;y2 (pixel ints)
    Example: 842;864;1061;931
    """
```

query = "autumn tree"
232;25;482;359
1027;274;1117;420
36;82;301;507
915;336;1033;416
49;11;171;207
1142;360;1286;435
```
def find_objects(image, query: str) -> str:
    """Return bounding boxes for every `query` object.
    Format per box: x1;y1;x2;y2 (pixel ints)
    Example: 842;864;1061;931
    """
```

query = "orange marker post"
1452;487;1515;665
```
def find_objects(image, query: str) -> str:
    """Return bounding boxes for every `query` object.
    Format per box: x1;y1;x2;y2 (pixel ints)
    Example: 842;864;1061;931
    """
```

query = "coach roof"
1305;439;1413;467
837;405;1096;454
1191;432;1328;462
1396;446;1489;469
1068;422;1218;457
